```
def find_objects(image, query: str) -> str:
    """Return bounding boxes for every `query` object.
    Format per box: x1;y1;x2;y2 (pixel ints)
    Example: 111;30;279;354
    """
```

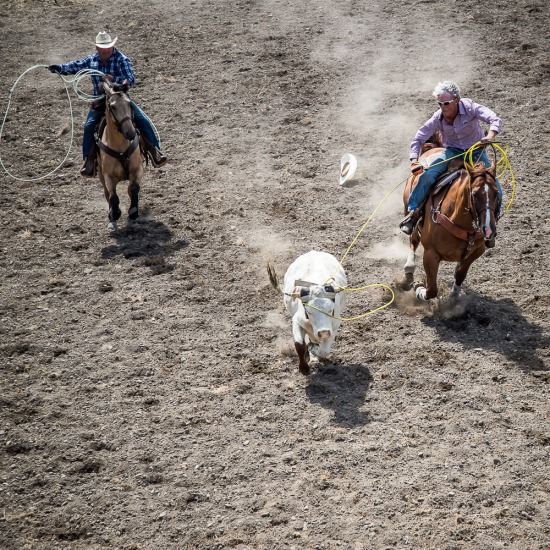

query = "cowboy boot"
144;139;167;168
80;144;98;178
399;209;422;235
150;146;167;168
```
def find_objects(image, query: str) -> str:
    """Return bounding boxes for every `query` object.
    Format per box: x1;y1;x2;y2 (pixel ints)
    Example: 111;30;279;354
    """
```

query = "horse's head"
467;160;499;245
102;79;136;141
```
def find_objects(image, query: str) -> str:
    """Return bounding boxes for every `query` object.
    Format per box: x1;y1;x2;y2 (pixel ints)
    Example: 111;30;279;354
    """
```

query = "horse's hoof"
401;280;413;291
413;282;428;301
128;207;139;221
125;218;135;229
107;221;118;232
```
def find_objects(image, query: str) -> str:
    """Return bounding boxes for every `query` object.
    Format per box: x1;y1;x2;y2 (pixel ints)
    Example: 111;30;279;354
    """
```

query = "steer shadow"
100;218;188;273
423;292;549;373
305;361;373;427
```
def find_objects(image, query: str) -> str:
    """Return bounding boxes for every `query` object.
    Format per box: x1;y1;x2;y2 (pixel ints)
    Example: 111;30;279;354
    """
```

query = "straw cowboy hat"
95;31;118;49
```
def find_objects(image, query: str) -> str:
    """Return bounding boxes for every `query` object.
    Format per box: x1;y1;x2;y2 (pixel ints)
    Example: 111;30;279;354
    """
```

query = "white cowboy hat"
339;153;358;185
95;31;118;49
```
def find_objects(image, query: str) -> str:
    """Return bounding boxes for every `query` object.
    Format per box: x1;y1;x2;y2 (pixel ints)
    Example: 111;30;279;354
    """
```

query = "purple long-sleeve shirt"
57;48;135;97
409;98;502;160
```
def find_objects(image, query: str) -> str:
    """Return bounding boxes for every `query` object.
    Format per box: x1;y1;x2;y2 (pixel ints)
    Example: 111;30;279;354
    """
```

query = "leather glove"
48;64;62;74
410;159;423;174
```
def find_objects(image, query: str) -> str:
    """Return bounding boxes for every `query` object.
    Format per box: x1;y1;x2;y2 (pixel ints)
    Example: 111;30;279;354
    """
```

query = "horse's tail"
267;260;283;294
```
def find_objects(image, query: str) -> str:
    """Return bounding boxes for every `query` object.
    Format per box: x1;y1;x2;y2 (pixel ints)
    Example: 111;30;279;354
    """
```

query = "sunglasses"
437;99;455;106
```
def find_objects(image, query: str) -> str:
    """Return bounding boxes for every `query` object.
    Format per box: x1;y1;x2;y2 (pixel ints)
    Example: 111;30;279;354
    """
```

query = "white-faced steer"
267;250;347;375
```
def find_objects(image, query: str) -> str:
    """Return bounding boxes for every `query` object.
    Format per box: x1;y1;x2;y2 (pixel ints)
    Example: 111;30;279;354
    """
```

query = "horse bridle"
107;92;135;134
467;168;498;231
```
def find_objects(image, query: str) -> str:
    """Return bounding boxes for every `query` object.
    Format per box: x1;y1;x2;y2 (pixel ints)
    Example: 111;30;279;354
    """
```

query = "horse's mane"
112;83;127;93
420;131;443;154
467;161;498;192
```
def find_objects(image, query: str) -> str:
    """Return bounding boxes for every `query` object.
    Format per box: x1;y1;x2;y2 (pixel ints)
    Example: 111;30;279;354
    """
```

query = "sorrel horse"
97;79;144;231
402;146;499;301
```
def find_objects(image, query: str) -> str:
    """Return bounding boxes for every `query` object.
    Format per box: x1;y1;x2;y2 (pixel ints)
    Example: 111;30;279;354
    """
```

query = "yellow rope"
304;283;395;321
464;141;516;213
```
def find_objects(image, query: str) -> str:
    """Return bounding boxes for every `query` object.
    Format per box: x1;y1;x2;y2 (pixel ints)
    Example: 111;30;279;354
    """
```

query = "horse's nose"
318;329;331;341
124;128;136;141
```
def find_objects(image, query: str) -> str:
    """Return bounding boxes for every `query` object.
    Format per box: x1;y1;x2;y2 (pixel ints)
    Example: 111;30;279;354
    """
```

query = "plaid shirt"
58;48;135;96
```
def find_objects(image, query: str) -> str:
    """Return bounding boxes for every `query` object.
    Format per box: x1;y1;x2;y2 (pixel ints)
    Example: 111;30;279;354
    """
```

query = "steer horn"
292;286;310;301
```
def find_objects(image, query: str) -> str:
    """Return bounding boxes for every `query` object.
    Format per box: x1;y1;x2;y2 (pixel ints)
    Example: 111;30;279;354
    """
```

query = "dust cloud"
364;237;411;263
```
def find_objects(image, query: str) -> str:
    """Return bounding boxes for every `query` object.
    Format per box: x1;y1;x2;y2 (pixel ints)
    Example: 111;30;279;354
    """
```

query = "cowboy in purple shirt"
48;31;166;177
400;81;503;235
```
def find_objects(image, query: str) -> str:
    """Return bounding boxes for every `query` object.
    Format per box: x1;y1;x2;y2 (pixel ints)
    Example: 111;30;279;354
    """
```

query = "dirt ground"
1;0;549;548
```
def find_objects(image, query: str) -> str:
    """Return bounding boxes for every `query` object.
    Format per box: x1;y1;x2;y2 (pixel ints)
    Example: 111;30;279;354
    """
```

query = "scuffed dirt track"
1;0;549;548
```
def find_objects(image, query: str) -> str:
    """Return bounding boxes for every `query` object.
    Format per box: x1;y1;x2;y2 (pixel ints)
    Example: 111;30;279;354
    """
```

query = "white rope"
60;68;106;102
0;64;78;182
61;68;161;146
0;65;161;181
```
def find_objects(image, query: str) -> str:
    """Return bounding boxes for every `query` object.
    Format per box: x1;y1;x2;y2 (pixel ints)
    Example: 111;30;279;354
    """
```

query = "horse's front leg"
102;176;121;232
127;180;140;224
402;229;421;291
451;244;486;298
416;248;440;301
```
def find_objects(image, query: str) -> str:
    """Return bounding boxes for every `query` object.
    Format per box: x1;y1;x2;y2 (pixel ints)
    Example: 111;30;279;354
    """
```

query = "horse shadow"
100;218;189;274
305;361;373;427
423;292;549;373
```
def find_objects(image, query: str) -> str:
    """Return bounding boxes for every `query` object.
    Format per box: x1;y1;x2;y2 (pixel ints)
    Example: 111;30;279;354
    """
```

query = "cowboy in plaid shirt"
49;31;166;177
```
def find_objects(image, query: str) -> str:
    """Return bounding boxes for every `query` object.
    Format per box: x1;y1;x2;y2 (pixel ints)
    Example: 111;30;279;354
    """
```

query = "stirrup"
144;140;167;168
485;236;496;249
400;212;418;235
150;149;167;168
80;157;96;178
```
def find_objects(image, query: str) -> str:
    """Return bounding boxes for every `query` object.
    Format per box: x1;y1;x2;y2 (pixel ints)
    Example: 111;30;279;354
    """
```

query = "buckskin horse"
402;145;499;301
96;78;144;231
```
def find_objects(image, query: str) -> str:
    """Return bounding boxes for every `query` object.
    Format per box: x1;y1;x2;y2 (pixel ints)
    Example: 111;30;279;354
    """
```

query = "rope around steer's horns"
303;283;395;321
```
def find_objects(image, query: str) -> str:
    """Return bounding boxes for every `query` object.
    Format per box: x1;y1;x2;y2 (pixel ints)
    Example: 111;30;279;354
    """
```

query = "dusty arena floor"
1;0;549;548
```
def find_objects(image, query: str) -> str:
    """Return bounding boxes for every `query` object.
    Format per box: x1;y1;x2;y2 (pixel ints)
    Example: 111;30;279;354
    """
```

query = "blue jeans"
82;100;160;158
407;147;503;213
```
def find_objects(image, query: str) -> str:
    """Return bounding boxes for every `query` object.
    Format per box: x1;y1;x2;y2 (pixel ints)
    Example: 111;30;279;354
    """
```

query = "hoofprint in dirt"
1;0;549;549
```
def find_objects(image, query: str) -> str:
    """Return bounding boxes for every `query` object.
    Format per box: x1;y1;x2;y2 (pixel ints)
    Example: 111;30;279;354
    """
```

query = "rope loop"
0;65;162;181
304;283;395;321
